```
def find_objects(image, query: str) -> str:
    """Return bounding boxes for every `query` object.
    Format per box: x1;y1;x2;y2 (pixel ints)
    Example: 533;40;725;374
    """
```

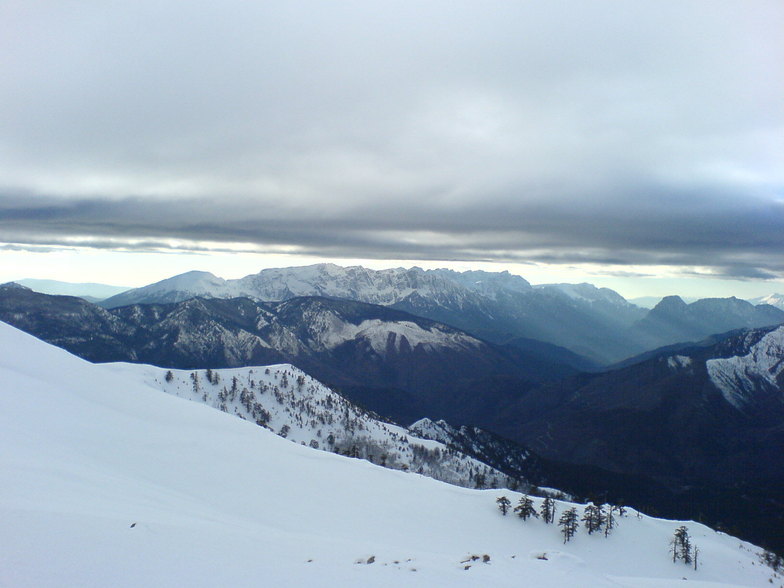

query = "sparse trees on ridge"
489;496;704;572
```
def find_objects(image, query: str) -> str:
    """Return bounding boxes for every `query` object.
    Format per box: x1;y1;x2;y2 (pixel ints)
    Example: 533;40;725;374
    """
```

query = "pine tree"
582;503;605;535
603;504;616;537
514;495;539;521
496;496;511;516
558;507;579;543
540;496;556;524
164;370;174;383
671;526;692;564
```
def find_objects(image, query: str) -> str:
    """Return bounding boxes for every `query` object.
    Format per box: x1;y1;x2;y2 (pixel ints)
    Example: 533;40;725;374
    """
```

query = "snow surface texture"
707;326;784;409
0;321;778;587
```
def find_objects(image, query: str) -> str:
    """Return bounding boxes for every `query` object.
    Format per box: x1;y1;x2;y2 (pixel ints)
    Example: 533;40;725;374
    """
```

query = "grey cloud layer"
0;1;782;279
1;188;781;279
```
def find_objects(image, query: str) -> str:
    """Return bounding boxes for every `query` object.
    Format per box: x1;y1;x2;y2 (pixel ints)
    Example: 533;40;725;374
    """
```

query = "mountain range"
0;283;583;425
99;264;784;365
98;265;642;364
3;264;784;553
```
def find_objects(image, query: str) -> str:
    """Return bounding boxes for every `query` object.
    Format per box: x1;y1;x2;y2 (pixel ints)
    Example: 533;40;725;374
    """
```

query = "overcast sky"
1;0;782;298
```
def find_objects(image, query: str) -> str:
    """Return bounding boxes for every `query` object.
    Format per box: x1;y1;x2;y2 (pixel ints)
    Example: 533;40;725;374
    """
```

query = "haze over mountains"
16;278;130;301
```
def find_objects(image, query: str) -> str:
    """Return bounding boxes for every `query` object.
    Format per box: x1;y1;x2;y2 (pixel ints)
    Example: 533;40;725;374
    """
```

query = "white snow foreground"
0;322;775;587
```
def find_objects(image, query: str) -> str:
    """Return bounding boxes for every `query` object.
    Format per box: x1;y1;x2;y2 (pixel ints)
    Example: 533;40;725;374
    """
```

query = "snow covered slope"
98;269;234;306
142;363;518;490
707;325;784;410
1;321;779;587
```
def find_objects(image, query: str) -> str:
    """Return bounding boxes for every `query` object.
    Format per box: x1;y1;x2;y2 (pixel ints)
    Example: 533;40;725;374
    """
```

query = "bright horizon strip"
1;243;783;301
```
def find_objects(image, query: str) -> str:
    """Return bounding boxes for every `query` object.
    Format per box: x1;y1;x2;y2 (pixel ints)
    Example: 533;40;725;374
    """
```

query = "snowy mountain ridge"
707;325;784;410
100;263;784;366
1;320;780;587
100;263;649;364
101;263;536;308
143;362;519;490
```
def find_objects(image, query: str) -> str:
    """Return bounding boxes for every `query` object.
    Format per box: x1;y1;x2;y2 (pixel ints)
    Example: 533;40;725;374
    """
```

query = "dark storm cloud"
0;1;782;279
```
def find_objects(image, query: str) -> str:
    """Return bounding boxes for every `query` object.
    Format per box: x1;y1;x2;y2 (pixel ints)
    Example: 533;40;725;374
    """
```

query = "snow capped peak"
408;417;457;439
749;293;784;310
100;270;233;307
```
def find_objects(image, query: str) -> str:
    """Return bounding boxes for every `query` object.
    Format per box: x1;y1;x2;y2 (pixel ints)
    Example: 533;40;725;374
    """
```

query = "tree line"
496;494;699;569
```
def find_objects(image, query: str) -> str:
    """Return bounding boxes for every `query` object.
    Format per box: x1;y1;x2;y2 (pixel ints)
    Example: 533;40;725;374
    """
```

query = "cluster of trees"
496;495;626;544
496;495;707;570
671;526;699;570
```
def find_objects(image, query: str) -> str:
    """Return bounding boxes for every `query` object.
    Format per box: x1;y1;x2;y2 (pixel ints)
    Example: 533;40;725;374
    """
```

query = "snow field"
0;322;778;587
